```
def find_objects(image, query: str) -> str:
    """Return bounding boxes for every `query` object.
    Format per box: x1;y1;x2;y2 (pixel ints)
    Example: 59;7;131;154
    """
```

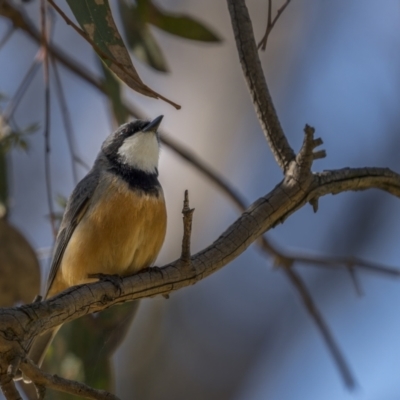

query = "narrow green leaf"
144;1;222;42
99;60;129;125
118;0;169;72
65;0;180;108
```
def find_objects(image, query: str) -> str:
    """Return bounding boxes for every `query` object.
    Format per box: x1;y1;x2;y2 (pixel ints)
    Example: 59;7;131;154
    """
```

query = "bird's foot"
88;273;123;295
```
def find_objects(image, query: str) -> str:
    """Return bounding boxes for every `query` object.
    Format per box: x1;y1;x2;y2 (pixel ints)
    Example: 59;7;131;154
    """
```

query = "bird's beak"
143;115;163;133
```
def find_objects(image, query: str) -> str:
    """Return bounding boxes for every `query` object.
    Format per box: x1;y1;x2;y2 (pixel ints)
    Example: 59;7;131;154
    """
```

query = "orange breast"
49;177;166;297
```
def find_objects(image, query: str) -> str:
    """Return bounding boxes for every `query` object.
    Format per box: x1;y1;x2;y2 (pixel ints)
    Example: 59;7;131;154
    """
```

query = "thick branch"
226;0;295;171
312;168;400;198
0;166;399;351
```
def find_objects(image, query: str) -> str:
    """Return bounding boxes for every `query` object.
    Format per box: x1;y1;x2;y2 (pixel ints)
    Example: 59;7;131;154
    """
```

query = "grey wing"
44;169;100;297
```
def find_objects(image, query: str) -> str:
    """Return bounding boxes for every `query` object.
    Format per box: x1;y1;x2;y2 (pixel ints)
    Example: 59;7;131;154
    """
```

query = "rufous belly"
48;182;166;298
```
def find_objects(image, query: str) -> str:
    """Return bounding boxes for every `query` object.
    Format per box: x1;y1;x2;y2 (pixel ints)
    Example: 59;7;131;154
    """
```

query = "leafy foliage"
66;0;161;100
138;0;222;42
118;0;221;72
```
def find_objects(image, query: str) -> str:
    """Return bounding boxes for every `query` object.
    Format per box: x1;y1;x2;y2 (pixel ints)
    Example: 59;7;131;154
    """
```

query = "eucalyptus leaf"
119;0;169;72
65;0;179;108
140;1;222;42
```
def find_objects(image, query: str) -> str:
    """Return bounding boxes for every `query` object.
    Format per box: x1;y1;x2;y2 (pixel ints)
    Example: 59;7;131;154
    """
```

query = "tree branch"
258;0;292;50
19;360;120;400
40;0;57;238
284;267;356;388
226;0;296;172
180;190;194;264
0;166;398;355
295;255;400;278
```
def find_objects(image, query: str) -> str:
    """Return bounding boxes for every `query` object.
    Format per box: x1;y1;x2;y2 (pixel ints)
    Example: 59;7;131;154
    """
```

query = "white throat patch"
117;131;159;173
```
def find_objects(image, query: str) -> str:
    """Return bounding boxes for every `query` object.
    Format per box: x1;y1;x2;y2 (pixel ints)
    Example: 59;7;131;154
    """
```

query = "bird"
28;116;167;369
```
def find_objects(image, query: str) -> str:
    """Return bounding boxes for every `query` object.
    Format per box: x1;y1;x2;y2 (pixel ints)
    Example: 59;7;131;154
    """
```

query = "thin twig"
0;0;102;90
20;360;120;400
0;25;14;51
74;155;91;171
296;125;318;170
41;0;56;237
259;238;357;388
286;124;325;185
347;267;363;297
3;49;44;121
294;255;400;278
51;58;79;183
160;132;248;211
283;267;356;388
226;0;296;172
258;0;292;50
181;190;195;264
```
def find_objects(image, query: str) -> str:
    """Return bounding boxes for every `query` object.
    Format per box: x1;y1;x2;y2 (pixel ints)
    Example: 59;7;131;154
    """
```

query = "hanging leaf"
65;0;180;108
119;0;169;72
137;0;222;42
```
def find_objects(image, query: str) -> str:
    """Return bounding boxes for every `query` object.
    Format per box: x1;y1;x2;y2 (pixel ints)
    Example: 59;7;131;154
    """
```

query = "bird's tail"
28;326;60;368
18;326;61;383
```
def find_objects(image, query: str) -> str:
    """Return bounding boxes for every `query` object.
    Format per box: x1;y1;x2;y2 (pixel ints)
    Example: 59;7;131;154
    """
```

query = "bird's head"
102;115;163;174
